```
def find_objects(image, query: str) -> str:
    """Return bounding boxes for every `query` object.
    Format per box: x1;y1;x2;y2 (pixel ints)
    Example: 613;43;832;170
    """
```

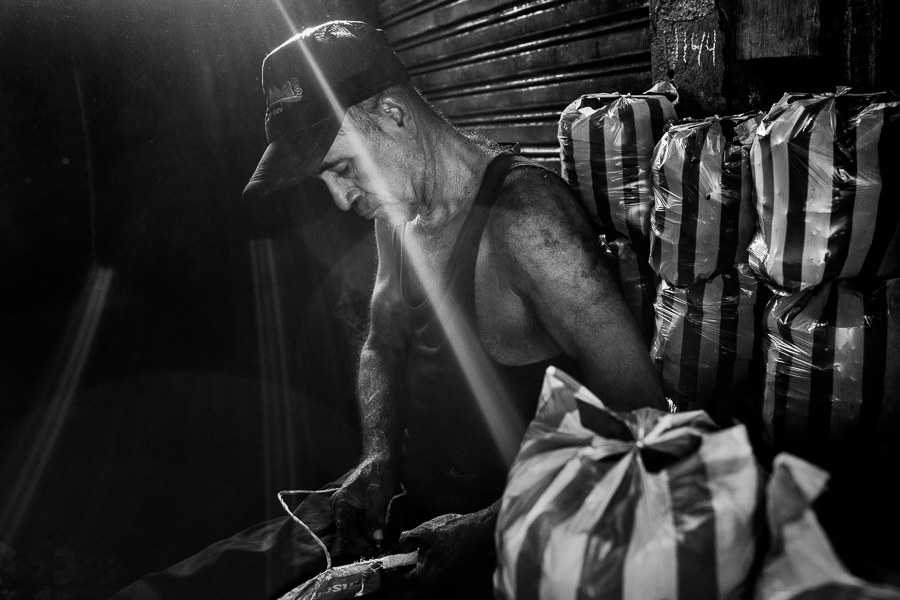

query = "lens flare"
0;266;113;543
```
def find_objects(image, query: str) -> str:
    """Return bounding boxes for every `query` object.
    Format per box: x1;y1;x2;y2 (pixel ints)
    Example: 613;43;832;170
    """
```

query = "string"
277;485;408;572
278;488;340;570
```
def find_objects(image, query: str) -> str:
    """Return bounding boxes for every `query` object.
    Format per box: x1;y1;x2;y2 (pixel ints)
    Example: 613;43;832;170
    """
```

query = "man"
115;20;665;600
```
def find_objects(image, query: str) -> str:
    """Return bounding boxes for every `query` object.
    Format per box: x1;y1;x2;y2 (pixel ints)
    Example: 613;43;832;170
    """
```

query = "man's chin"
382;207;411;226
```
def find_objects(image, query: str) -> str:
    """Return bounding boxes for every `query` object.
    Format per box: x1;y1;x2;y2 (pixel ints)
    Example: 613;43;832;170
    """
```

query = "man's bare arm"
332;219;408;552
491;169;666;411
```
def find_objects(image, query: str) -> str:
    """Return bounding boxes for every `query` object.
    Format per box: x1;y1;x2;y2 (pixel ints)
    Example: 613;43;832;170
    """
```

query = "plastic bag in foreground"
495;367;763;600
754;453;900;600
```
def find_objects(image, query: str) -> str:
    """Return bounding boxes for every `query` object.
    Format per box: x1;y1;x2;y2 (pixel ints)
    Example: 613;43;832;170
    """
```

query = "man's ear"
378;95;417;136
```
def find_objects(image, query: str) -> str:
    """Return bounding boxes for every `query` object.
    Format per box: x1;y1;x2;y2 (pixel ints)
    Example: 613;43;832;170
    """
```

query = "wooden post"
650;0;727;115
734;0;822;59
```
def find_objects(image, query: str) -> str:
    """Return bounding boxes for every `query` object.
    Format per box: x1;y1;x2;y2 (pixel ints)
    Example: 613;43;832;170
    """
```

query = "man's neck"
413;125;495;235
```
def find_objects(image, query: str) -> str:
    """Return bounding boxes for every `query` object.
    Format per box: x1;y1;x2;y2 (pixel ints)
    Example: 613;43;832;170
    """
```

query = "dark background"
3;1;899;598
0;1;380;597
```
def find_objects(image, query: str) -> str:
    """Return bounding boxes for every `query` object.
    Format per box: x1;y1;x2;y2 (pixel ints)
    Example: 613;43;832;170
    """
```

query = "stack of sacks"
558;92;677;245
648;113;763;421
651;265;758;423
760;278;900;466
750;89;900;464
495;367;763;600
558;91;677;344
650;113;760;286
749;90;900;293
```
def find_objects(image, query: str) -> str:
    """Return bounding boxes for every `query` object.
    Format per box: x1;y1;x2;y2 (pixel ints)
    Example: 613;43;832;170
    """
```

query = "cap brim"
242;114;343;201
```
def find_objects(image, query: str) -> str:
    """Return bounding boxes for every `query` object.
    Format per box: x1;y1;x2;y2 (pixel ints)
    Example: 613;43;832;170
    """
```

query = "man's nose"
323;177;359;211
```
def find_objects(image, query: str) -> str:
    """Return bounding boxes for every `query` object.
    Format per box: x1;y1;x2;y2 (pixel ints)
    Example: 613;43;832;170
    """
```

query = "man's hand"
330;455;396;558
389;508;496;595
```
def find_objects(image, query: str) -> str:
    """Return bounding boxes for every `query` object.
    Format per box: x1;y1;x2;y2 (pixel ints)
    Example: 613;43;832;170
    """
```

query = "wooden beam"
734;0;822;60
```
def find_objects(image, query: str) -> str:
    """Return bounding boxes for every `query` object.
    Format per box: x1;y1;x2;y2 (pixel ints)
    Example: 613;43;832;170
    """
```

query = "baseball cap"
243;21;410;201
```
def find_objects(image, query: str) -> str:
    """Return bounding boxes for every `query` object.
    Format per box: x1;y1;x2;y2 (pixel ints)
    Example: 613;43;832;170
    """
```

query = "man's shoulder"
488;164;592;250
481;163;599;289
496;163;575;210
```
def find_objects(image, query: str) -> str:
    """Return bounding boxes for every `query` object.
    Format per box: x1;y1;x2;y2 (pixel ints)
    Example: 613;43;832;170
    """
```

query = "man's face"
314;114;417;225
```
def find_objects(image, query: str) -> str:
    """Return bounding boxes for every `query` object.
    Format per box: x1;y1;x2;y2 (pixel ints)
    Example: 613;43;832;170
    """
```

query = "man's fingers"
330;462;395;549
332;499;379;558
395;531;417;554
331;487;366;539
363;483;392;544
332;497;364;542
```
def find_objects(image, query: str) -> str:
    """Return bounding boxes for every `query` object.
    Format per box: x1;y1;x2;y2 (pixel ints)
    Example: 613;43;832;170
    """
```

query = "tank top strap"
450;152;542;282
397;151;549;313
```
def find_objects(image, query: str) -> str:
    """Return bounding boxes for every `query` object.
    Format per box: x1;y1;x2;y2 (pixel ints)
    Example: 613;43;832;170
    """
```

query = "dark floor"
0;371;362;600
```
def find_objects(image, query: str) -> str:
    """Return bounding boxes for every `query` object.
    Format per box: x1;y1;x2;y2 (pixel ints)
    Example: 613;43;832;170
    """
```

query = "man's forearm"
356;341;407;466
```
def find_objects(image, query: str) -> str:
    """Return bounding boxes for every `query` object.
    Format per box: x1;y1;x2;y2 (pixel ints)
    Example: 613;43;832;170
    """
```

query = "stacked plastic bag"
558;92;677;248
750;89;900;464
650;113;760;286
760;278;900;464
651;265;758;423
749;89;900;293
559;85;899;462
558;90;678;346
495;367;763;600
648;114;763;418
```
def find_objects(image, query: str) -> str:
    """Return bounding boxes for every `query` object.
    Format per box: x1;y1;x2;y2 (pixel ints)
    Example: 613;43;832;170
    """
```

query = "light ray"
398;225;523;467
266;1;523;466
345;113;524;467
271;0;343;120
0;266;114;543
250;236;304;597
250;239;300;516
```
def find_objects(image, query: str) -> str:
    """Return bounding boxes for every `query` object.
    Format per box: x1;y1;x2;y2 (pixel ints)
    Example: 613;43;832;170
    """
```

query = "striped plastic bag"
650;264;758;424
495;367;763;600
760;278;900;466
748;90;900;293
650;113;761;286
599;234;658;348
558;93;677;251
754;453;900;600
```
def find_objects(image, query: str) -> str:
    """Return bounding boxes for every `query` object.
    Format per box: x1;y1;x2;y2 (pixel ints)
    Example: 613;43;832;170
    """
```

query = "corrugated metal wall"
377;0;653;171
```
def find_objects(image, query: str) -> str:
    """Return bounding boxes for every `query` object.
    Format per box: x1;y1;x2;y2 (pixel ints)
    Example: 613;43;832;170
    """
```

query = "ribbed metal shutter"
377;0;653;171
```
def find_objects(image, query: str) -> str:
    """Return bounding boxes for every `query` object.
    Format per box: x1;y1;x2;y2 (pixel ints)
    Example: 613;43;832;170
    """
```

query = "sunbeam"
249;238;300;515
394;222;523;467
336;113;523;467
265;2;522;473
